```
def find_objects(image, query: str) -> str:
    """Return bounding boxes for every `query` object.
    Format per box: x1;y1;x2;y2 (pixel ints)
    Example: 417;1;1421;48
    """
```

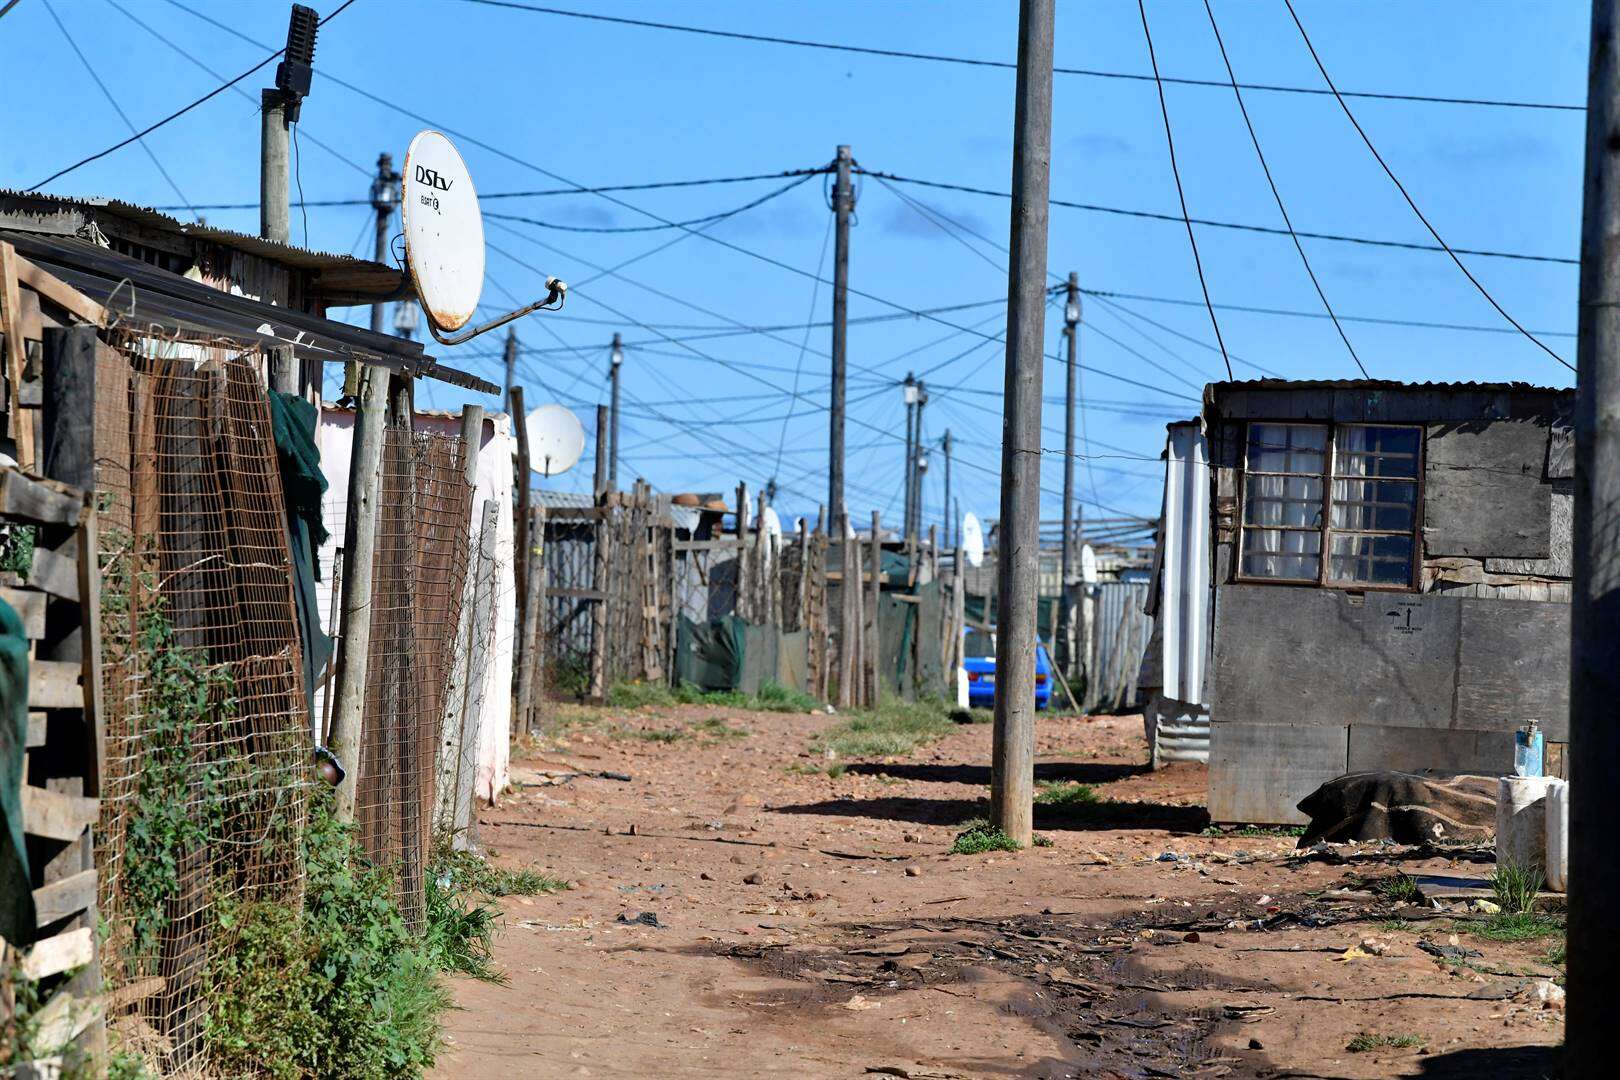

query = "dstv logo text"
414;165;454;192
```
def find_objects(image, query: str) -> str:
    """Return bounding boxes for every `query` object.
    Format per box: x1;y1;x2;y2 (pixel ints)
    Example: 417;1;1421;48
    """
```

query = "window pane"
1330;478;1417;532
1334;426;1420;479
1328;533;1413;586
1244;475;1323;527
1242;527;1321;580
1248;423;1326;474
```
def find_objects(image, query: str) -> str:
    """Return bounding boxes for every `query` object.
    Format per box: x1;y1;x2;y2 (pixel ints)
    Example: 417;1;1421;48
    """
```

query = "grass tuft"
816;697;956;760
433;847;568;898
606;679;818;713
1200;824;1306;838
1472;912;1564;943
1035;781;1098;807
1491;862;1543;914
1346;1033;1422;1053
1373;874;1423;903
950;818;1023;855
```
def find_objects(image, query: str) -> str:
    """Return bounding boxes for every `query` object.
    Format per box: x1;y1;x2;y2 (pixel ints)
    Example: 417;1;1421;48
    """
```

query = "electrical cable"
41;0;198;217
458;0;1581;113
29;0;358;191
1203;0;1367;378
483;171;821;233
293;120;309;246
1137;0;1233;380
858;169;1577;266
1281;0;1573;372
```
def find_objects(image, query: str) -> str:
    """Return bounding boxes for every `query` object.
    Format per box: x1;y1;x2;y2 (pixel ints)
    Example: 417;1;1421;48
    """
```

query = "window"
1239;422;1421;589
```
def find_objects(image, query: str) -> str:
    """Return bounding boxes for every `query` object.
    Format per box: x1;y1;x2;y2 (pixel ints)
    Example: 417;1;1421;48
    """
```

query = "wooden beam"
20;785;98;842
27;659;82;710
0;470;85;528
12;254;105;328
21;927;93;980
33;869;97;927
0;587;47;637
0;242;35;471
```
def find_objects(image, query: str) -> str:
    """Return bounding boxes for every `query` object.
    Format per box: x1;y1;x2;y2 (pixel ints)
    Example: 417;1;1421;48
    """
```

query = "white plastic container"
1544;779;1569;893
1496;775;1552;875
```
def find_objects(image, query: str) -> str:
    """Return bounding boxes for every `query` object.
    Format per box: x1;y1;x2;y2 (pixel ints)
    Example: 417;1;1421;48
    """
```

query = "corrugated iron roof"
1209;378;1570;393
0;189;406;302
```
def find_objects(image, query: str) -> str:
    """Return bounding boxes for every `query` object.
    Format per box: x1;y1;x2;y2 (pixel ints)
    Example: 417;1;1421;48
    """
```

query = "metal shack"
1201;379;1574;824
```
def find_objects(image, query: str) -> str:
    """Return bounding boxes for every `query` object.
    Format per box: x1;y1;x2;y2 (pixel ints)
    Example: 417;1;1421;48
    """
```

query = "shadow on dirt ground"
769;793;1210;833
842;762;1151;785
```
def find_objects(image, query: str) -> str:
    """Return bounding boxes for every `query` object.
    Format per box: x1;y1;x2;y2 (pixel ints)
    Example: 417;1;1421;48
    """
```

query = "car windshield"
963;628;994;658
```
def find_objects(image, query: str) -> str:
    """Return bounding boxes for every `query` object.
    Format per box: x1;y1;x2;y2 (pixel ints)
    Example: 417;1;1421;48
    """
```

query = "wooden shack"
1200;380;1574;824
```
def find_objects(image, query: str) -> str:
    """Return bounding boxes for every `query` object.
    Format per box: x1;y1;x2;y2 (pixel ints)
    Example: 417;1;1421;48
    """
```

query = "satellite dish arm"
428;277;567;346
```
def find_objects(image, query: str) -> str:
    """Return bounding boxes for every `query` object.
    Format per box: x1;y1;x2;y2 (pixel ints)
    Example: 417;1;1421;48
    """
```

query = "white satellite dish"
1080;544;1098;585
402;130;566;346
762;506;782;544
524;404;586;477
962;512;985;568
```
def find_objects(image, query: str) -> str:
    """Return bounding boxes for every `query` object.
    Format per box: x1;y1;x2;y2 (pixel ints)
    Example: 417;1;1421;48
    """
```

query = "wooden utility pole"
1059;271;1080;679
1569;0;1620;1069
369;154;398;336
260;89;297;396
515;506;544;735
328;363;390;821
914;381;929;538
837;512;854;708
903;373;917;541
942;428;954;550
502;327;518;416
989;0;1056;848
589;404;610;698
511;384;531;632
869;511;883;703
609;333;623;490
829;144;853;523
594;403;610;500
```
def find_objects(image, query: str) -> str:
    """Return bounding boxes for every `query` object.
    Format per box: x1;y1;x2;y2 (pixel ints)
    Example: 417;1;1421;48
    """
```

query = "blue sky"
0;0;1588;529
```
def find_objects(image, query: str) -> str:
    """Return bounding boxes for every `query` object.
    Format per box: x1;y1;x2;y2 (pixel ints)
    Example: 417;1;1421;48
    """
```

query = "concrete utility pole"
1059;272;1081;678
609;332;623;489
260;91;290;247
262;4;319;397
370;153;399;335
829;144;854;523
943;429;954;550
990;0;1056;848
903;373;918;540
1568;1;1620;1069
914;380;929;539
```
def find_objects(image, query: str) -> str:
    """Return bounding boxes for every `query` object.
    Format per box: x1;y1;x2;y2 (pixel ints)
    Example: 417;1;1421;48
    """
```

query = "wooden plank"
33;869;97;927
77;507;104;795
1547;423;1575;480
673;537;743;552
0;470;84;528
25;544;79;601
27;659;82;709
0;586;47;637
1346;724;1515;777
0;242;35;471
1454;598;1571;741
550;587;606;601
31;987;101;1055
1208;721;1348;825
27;710;47;747
20;784;98;842
1423;419;1551;558
21;927;93;980
13;253;106;328
1484;487;1573;578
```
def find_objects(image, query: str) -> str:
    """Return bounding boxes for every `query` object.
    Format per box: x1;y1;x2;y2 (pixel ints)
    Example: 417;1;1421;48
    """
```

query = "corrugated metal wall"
1162;422;1211;705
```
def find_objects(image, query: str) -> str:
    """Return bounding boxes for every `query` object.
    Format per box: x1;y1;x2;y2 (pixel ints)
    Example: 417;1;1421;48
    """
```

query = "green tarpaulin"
676;616;809;694
0;596;35;943
268;391;332;719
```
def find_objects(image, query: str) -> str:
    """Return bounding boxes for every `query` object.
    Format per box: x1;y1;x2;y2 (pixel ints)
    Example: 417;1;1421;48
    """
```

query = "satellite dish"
1080;544;1098;585
962;513;985;568
524;404;585;477
762;506;782;543
402;130;567;346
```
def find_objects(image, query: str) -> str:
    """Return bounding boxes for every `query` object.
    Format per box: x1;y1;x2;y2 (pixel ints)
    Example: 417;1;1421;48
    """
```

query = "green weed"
817;697;956;760
1373;874;1423;903
1472;912;1564;943
951;818;1023;855
1200;824;1306;838
1543;942;1567;967
1491;862;1543;914
1035;781;1099;807
606;679;818;713
1375;919;1416;933
433;850;567;898
1346;1033;1422;1053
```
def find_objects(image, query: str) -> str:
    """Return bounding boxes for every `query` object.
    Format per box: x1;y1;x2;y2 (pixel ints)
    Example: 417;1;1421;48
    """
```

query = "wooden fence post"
869;511;882;705
836;513;854;709
451;498;501;852
434;404;483;833
515;505;544;735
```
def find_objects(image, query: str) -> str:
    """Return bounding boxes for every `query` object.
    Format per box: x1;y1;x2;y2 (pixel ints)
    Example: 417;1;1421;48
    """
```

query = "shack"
1198;380;1574;824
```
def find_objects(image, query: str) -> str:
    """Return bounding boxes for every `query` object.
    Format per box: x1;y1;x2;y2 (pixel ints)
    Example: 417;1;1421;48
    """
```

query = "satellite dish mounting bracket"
425;277;568;346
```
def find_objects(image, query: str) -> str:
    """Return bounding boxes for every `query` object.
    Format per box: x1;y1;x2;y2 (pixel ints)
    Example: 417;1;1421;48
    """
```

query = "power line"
1282;0;1573;373
482;168;819;234
857;169;1578;266
1137;0;1233;381
1203;0;1367;379
29;0;358;190
42;0;197;218
459;0;1581;113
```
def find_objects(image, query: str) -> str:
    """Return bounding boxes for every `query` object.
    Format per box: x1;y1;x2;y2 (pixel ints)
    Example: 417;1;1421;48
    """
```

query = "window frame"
1234;420;1424;593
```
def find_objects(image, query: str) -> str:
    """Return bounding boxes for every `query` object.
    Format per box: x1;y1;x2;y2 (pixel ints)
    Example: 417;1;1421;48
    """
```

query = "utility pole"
502;327;518;410
261;5;319;396
943;428;954;550
829;144;853;523
914;380;929;540
1568;1;1620;1069
990;0;1056;848
903;372;918;540
609;332;623;490
1059;272;1080;679
350;150;399;400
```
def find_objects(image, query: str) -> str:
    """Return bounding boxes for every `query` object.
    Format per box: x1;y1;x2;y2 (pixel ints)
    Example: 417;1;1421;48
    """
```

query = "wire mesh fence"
92;330;311;1069
354;423;472;928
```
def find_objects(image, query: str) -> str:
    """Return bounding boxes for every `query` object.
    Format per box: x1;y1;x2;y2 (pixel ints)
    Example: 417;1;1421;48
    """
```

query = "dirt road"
429;703;1564;1079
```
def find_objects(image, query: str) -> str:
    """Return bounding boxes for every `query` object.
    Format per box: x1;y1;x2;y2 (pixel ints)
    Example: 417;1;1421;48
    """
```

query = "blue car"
962;628;1053;710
